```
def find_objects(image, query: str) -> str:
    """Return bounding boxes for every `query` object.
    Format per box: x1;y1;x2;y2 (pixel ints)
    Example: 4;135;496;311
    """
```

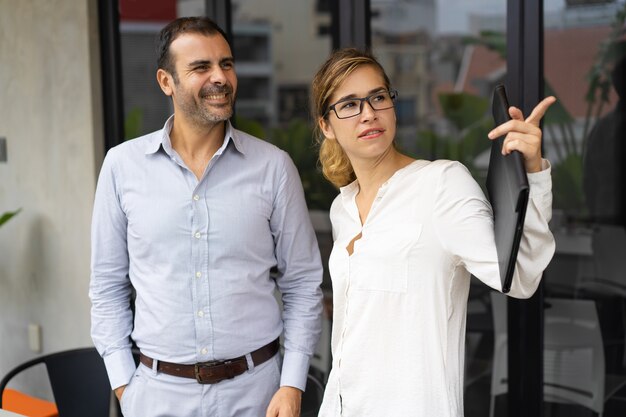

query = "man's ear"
319;117;336;140
157;69;174;96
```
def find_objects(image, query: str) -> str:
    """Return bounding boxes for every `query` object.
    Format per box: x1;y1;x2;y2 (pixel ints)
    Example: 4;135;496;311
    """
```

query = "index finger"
525;96;557;126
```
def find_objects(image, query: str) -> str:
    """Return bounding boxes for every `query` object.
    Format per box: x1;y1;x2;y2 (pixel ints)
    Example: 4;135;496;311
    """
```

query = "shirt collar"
224;120;245;155
144;115;244;156
339;179;360;205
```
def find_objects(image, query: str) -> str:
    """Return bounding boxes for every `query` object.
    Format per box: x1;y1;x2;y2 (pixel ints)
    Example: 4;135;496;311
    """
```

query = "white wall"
0;0;103;398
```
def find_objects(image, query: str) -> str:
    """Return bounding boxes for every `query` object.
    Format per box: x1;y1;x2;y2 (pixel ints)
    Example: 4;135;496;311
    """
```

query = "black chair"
0;347;111;417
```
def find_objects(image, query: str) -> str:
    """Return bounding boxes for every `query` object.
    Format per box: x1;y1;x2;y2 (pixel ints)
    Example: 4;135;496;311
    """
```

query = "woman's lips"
358;128;384;139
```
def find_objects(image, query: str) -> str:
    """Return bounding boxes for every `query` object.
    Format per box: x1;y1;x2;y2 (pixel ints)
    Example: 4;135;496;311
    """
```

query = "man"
89;16;323;417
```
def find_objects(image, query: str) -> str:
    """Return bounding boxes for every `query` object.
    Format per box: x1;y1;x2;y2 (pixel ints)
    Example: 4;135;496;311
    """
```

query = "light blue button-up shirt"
90;117;323;392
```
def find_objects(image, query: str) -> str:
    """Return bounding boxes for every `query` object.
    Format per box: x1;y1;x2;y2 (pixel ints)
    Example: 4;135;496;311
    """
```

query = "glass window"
119;22;173;138
229;2;332;116
542;1;626;416
395;97;417;126
118;0;205;138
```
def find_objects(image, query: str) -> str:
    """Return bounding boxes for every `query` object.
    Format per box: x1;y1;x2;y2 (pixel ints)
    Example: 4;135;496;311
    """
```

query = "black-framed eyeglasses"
325;89;398;119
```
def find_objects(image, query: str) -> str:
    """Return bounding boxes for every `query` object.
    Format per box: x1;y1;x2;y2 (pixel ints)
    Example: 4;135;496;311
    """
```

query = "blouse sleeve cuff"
527;159;552;198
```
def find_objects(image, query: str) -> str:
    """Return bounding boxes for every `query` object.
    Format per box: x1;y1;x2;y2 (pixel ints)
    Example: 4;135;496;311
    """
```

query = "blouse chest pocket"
350;222;422;293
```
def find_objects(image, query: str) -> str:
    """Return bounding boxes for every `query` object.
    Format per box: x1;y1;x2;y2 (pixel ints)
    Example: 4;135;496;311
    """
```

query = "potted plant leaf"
0;208;21;228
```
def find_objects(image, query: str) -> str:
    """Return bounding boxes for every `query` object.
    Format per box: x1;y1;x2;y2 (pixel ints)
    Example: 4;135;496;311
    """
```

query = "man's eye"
221;62;233;69
194;65;208;71
372;94;386;102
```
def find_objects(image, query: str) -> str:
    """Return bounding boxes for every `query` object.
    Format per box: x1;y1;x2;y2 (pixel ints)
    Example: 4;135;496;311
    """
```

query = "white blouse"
318;159;555;417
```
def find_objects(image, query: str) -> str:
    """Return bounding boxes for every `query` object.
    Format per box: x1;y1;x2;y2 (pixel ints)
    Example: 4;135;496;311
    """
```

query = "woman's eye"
340;100;357;110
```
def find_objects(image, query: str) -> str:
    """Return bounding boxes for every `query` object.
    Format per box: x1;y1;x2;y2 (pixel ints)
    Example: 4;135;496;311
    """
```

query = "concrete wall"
0;0;103;398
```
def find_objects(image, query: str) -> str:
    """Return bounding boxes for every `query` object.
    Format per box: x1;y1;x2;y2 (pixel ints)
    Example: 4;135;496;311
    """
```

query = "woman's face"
319;64;397;164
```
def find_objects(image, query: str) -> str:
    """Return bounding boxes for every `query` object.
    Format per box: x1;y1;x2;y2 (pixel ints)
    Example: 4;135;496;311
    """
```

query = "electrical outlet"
0;137;6;162
28;323;42;352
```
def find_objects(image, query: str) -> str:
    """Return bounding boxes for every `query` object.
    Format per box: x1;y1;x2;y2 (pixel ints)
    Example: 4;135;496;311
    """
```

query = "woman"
311;48;556;416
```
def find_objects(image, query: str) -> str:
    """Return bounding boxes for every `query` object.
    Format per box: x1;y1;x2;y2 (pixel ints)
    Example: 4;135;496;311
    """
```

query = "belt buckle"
194;360;240;384
194;361;219;384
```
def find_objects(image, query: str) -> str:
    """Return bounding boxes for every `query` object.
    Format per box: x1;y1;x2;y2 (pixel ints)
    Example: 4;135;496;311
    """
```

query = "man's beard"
178;84;234;126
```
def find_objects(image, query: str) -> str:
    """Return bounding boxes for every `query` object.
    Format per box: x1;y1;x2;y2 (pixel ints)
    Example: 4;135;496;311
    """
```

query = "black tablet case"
486;84;529;293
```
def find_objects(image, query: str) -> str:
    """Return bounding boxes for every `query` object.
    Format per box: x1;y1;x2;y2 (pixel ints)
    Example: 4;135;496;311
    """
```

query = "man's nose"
210;67;227;84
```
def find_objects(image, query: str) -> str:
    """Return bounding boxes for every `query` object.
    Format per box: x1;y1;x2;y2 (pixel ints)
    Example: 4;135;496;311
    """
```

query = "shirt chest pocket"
350;223;422;293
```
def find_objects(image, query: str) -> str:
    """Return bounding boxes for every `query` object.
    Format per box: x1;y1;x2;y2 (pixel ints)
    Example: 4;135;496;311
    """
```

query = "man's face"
167;33;237;127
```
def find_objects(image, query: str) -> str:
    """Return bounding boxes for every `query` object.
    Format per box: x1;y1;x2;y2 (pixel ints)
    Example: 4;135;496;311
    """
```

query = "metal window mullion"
506;1;545;416
204;0;233;46
332;0;371;50
98;0;125;150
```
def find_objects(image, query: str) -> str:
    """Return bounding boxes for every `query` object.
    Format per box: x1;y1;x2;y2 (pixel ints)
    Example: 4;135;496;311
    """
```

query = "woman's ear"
318;117;336;140
157;69;174;96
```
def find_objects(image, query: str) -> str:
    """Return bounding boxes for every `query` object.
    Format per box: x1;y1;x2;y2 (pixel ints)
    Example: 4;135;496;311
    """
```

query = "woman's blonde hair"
311;48;391;188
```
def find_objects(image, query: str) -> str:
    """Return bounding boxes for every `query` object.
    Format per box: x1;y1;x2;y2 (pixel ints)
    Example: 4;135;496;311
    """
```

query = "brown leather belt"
139;338;279;384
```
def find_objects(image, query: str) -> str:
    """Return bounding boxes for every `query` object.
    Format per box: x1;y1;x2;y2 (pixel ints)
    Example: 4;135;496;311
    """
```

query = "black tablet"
486;84;529;293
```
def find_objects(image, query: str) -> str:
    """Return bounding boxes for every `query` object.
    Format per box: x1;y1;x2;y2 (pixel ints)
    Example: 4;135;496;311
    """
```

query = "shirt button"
201;348;208;355
194;232;201;239
193;194;200;201
196;271;202;278
198;310;204;317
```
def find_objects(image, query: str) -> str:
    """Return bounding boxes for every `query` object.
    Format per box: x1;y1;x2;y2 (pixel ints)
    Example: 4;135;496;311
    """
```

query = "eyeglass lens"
334;91;396;119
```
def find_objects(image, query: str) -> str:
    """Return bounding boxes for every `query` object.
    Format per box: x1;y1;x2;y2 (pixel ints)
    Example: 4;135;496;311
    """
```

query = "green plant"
234;116;337;210
0;208;21;228
551;153;585;211
124;107;144;141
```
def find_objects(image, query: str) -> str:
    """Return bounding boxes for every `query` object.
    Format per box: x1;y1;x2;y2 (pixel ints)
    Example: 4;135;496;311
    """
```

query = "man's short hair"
156;16;230;82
